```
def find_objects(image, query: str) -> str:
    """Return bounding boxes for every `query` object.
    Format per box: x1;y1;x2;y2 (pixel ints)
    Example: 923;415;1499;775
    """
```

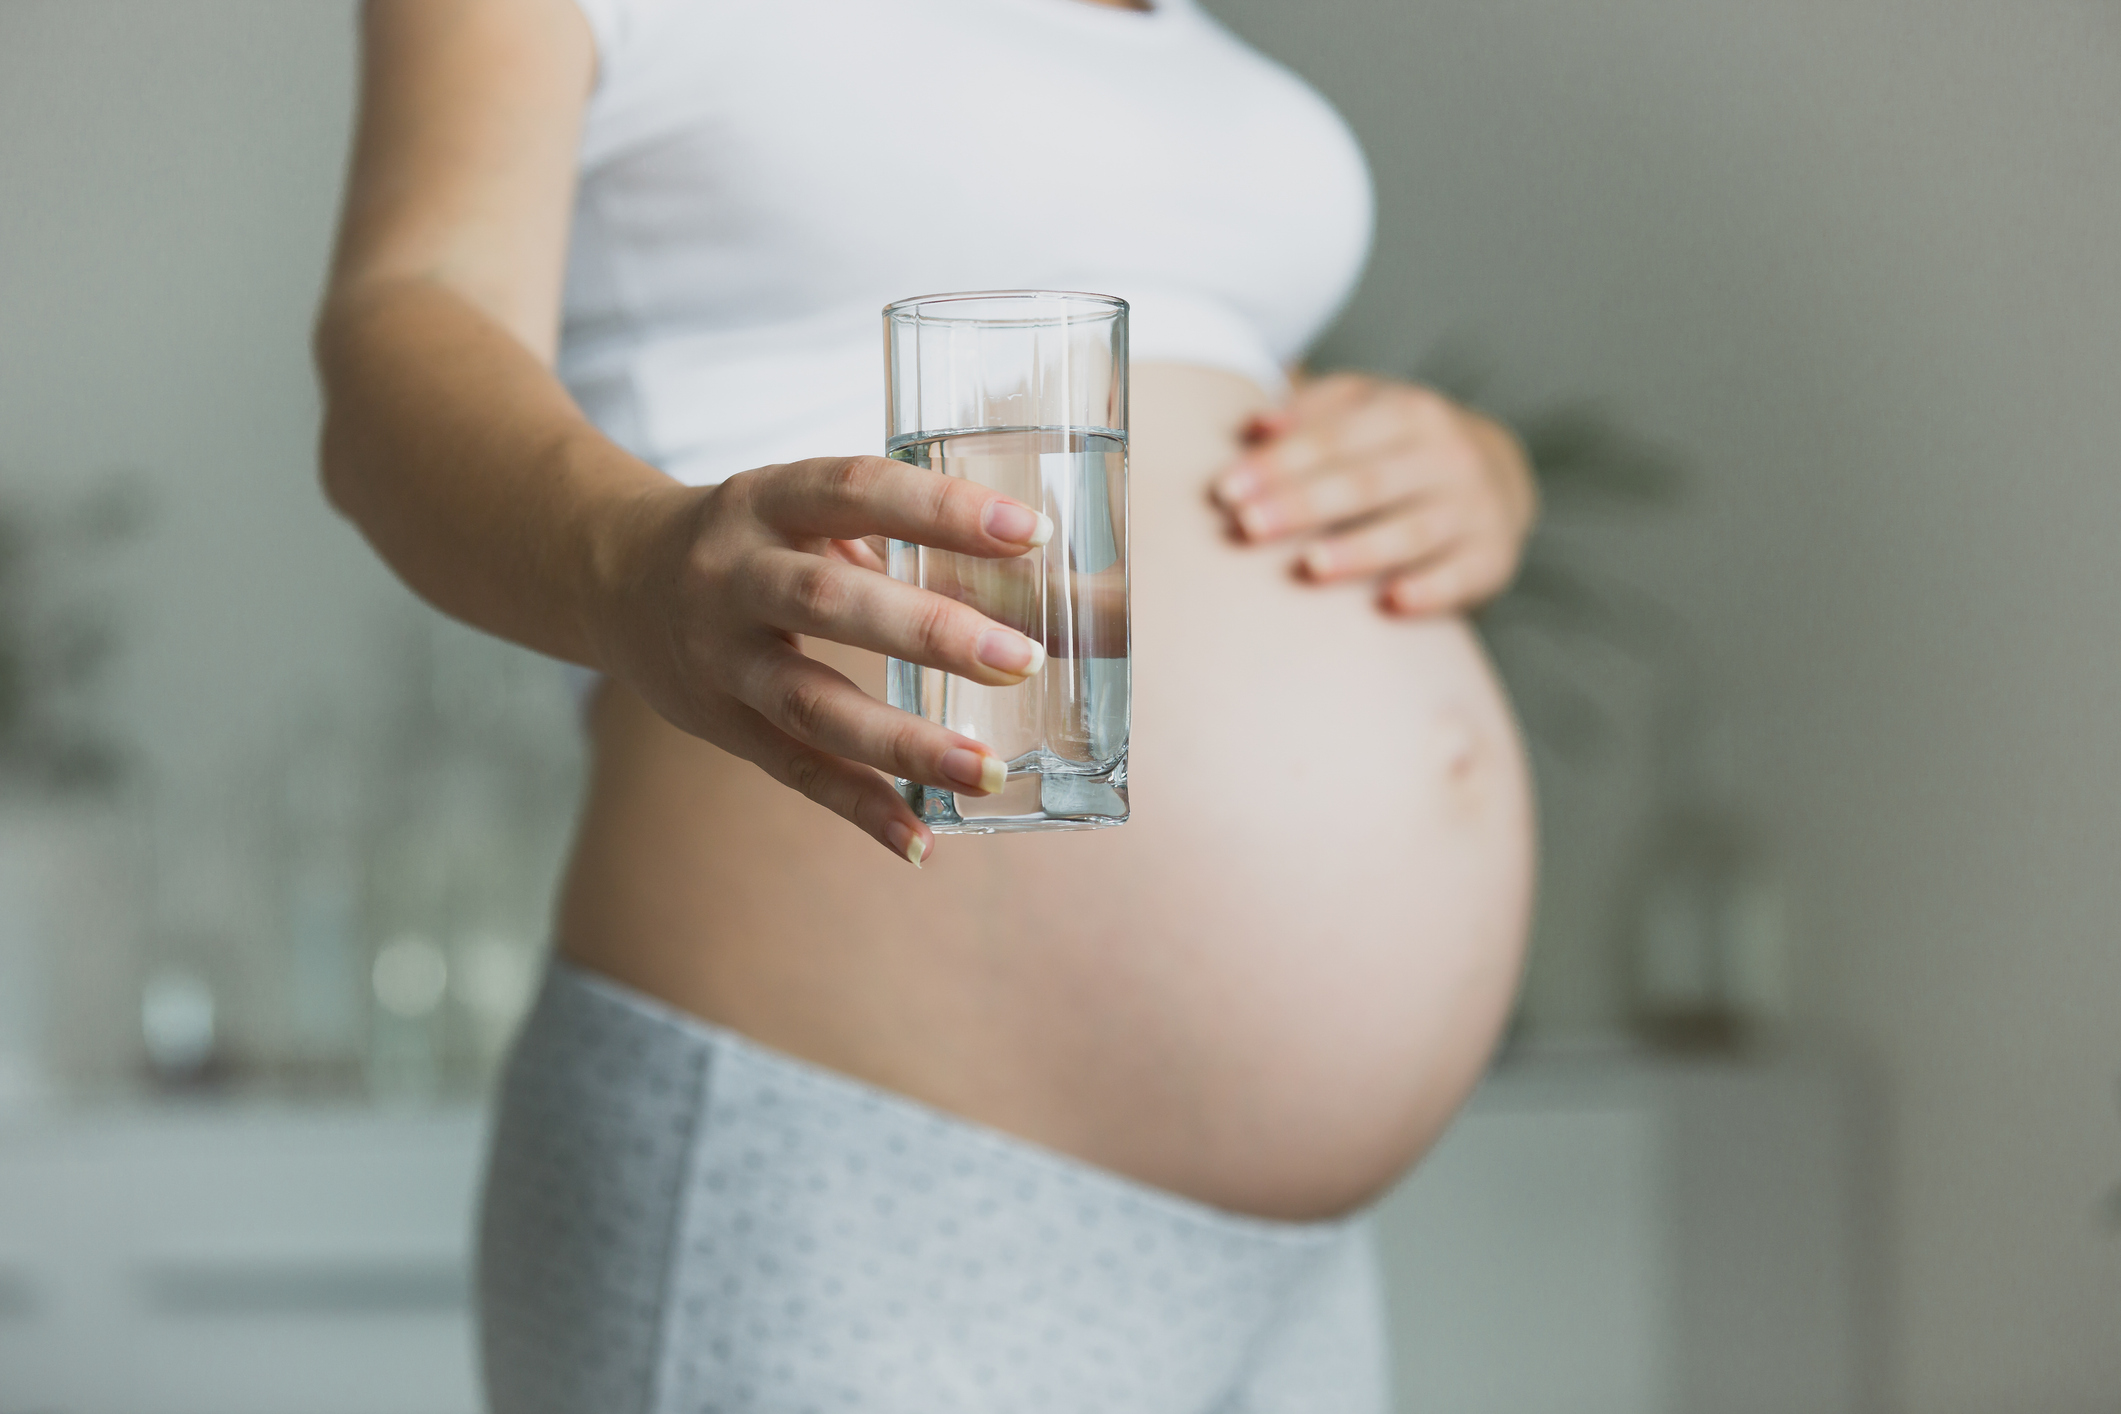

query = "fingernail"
975;628;1043;675
1237;502;1279;541
983;500;1053;547
1301;543;1336;578
1213;466;1262;504
941;747;1008;795
1392;572;1452;613
889;822;927;867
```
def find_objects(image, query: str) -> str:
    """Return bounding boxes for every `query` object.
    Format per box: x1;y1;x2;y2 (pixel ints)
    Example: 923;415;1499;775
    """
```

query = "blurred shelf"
1378;1045;1874;1414
0;1105;487;1414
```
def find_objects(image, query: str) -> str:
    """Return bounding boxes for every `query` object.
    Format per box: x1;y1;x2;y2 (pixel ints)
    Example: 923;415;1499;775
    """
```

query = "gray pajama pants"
476;960;1391;1414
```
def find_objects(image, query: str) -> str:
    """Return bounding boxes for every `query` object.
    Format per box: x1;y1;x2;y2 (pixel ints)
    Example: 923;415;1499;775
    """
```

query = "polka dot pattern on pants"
478;962;1390;1414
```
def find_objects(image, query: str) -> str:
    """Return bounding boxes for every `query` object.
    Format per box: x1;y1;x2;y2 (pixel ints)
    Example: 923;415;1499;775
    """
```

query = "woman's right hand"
321;7;1039;867
594;455;1053;867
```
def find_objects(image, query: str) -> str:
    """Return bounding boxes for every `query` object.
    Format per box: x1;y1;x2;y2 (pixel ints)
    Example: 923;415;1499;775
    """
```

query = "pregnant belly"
557;364;1535;1220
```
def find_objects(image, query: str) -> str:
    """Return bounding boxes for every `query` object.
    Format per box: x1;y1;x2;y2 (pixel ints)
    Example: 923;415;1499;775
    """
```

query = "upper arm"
322;0;595;364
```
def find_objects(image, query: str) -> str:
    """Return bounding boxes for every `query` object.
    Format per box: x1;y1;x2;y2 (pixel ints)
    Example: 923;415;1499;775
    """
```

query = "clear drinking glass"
884;290;1130;832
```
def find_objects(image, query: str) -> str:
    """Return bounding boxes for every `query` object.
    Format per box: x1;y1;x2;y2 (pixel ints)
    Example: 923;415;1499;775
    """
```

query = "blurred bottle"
360;611;582;1100
0;812;58;1108
0;477;153;1102
140;964;218;1084
267;709;371;1092
140;797;270;1092
368;930;448;1102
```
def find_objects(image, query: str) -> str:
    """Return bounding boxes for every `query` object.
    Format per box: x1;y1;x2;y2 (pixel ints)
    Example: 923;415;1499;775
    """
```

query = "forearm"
314;276;679;670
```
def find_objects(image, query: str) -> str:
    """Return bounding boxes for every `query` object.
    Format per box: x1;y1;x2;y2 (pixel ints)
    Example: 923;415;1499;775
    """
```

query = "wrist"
564;444;699;679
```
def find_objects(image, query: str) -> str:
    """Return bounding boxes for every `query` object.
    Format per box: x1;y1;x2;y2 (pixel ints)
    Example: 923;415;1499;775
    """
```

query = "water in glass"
887;425;1129;831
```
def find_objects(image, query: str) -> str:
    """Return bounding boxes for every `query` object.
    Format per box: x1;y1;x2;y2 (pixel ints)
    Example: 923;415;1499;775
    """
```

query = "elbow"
313;399;359;524
315;411;359;523
310;306;363;521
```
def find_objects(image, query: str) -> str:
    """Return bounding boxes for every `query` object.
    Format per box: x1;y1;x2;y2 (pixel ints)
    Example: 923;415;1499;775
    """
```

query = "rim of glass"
884;289;1128;327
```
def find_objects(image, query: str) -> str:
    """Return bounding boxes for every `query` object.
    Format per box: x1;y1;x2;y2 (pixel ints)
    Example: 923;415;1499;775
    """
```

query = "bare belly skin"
556;363;1535;1221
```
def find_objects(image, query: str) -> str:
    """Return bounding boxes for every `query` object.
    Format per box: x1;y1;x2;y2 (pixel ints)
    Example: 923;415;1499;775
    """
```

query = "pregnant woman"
315;0;1536;1409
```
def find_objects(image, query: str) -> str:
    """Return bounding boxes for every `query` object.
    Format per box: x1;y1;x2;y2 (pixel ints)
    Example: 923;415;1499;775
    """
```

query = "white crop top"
560;0;1375;487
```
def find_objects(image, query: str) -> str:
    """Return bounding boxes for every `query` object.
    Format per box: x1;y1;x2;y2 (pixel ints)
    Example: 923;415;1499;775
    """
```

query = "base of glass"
900;758;1128;834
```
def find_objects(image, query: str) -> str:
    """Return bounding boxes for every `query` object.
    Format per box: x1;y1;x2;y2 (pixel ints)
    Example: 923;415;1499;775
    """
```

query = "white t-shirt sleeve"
571;0;686;90
570;0;624;80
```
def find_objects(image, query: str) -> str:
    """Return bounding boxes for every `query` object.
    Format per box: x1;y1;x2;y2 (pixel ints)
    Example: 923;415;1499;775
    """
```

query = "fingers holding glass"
741;548;1044;685
826;535;888;573
733;647;1008;797
744;455;1050;557
714;702;938;866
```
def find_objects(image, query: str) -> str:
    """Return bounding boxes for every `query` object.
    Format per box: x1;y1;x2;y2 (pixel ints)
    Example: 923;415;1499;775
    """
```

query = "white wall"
1199;0;2121;1408
0;1;393;818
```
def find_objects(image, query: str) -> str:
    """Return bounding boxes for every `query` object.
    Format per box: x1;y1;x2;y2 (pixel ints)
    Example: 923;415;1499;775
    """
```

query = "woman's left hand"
1211;372;1539;616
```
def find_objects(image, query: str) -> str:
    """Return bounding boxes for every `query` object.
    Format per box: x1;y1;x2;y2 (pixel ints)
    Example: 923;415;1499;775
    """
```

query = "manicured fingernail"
1214;466;1262;504
889;822;927;867
1392;571;1453;612
983;500;1053;547
941;747;1008;795
976;628;1043;675
1237;502;1279;540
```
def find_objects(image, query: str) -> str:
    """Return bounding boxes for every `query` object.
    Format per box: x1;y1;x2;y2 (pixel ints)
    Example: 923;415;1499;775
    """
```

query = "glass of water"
883;290;1130;833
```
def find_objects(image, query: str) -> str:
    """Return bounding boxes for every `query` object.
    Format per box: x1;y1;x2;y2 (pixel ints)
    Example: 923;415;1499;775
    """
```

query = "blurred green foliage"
1418;346;1692;764
0;474;151;795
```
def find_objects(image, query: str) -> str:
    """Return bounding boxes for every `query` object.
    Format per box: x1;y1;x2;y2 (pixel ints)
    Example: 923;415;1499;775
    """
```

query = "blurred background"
1;1;2117;1410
